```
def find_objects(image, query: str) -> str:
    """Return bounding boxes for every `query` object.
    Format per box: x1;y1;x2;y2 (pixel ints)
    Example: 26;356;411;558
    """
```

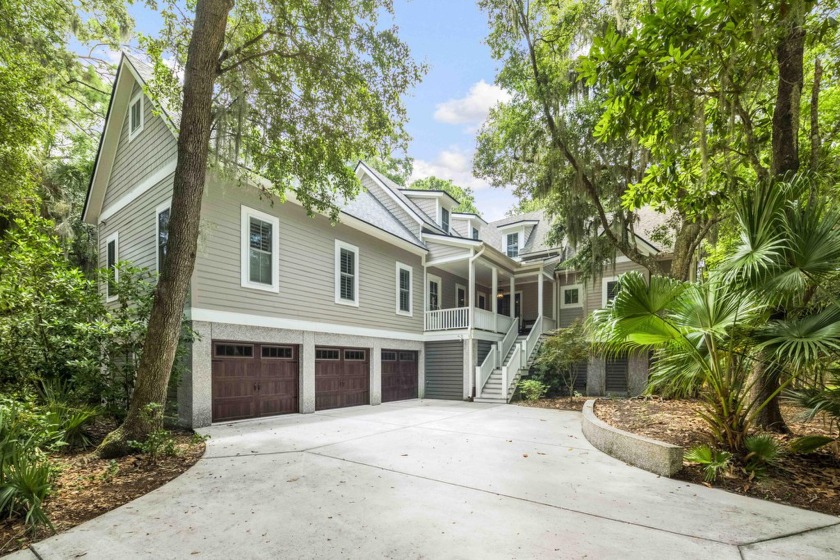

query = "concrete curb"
581;399;684;477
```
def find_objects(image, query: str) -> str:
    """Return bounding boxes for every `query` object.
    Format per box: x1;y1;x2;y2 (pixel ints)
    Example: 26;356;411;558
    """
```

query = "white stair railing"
474;344;497;396
501;343;521;400
497;319;519;368
521;315;544;368
495;313;513;334
425;307;469;331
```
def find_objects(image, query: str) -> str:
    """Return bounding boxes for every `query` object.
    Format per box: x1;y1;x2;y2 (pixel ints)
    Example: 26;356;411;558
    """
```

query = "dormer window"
472;227;479;240
128;93;144;141
506;233;519;257
441;207;450;233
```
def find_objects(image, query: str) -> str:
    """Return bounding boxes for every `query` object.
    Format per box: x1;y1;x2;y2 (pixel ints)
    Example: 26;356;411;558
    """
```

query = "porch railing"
425;307;469;331
495;313;514;334
473;308;496;332
498;318;519;367
501;343;521;399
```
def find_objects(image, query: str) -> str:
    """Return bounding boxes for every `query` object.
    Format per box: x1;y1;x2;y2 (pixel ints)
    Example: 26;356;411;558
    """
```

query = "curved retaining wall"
581;399;684;477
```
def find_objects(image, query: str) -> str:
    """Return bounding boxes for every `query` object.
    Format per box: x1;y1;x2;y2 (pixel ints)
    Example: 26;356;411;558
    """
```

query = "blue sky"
124;0;517;221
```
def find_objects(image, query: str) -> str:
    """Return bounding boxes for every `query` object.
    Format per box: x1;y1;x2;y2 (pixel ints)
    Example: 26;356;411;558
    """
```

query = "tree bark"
98;0;234;457
670;221;702;281
771;3;805;177
809;57;822;175
752;2;807;433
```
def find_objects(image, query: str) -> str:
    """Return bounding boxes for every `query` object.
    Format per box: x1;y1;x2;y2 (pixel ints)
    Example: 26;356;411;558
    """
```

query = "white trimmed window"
441;207;450;233
602;276;620;306
128;93;144;141
240;206;279;293
472;227;479;240
561;284;583;309
105;232;119;302
155;201;171;273
506;232;519;257
335;240;359;306
396;262;412;316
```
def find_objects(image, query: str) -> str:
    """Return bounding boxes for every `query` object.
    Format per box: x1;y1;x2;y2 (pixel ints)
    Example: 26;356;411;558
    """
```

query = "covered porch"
423;247;557;335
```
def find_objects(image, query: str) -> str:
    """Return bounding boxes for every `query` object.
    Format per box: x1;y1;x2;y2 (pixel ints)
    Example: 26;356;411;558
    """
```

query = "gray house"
84;54;672;428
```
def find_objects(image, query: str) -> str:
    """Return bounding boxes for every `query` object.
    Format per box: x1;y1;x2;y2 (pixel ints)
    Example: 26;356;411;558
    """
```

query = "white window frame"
455;283;466;308
428;273;442;311
506;232;520;258
395;262;413;317
128;92;144;142
560;283;584;309
477;291;488;310
602;276;620;306
240;205;280;293
440;206;450;233
335;240;360;306
472;227;479;240
155;200;171;274
105;231;119;302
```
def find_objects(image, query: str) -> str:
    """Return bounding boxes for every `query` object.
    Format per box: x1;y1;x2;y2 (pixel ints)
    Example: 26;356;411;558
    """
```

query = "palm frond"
758;305;840;369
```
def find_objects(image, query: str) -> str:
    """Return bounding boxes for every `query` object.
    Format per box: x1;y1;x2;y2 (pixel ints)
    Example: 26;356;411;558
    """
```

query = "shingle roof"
360;165;446;234
340;190;426;248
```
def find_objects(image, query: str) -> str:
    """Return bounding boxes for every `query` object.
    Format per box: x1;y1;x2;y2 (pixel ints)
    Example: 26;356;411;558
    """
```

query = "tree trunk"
98;0;233;458
669;221;702;281
809;57;822;175
771;3;805;177
751;3;807;433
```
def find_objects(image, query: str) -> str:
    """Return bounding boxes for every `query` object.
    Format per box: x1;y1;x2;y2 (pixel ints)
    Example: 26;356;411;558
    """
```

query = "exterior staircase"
474;333;548;404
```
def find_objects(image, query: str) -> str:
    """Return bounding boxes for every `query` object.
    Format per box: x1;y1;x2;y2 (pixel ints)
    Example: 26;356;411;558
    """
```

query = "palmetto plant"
591;177;840;452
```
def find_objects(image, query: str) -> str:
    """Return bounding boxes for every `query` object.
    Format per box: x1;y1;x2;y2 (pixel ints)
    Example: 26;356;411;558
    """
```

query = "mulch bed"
0;420;205;555
517;396;588;412
594;397;840;517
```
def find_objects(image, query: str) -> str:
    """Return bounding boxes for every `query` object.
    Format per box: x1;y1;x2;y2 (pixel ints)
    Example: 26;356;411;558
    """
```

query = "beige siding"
583;260;651;315
103;83;177;207
192;178;424;334
451;217;470;238
360;174;421;238
425;266;491;310
427;240;470;264
98;174;175;297
409;197;437;222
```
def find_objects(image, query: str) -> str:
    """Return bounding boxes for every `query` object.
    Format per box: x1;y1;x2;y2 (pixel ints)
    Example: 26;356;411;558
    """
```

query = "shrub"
684;445;732;482
0;450;55;531
532;321;589;397
518;379;548;402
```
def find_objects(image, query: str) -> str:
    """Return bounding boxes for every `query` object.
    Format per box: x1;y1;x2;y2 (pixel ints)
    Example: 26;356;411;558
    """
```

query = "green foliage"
0;450;55;532
143;0;426;220
788;435;836;454
128;404;177;465
532;321;589;397
743;434;781;476
518;379;548;402
684;445;732;482
365;155;414;187
408;176;480;215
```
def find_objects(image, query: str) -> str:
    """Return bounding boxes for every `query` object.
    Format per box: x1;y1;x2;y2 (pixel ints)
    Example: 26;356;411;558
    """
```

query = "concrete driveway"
9;400;839;559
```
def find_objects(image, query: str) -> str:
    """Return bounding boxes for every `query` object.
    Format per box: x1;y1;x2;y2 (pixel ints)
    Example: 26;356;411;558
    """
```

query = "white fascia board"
421;233;481;248
497;220;539;231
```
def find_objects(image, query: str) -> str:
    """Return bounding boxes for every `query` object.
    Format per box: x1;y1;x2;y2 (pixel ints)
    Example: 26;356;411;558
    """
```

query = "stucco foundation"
179;321;423;428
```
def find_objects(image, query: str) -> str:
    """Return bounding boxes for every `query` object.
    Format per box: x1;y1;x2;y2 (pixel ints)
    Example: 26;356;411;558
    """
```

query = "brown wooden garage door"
315;347;370;410
381;350;418;402
211;342;299;422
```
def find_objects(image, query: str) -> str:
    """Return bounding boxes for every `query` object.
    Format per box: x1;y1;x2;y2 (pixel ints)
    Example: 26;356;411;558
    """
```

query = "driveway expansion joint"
735;520;840;548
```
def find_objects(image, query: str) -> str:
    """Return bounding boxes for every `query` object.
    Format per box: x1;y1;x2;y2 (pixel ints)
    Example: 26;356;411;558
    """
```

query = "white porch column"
491;266;498;314
510;274;516;329
538;271;544;319
468;258;475;329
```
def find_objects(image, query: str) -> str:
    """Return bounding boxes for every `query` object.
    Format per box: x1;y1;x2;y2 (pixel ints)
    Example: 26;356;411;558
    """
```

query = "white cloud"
411;147;488;190
433;80;511;131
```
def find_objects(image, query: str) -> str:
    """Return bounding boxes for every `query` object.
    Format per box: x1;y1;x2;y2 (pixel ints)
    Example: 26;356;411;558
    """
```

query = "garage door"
315;347;370;410
382;350;418;402
212;342;299;422
425;340;463;400
605;356;629;394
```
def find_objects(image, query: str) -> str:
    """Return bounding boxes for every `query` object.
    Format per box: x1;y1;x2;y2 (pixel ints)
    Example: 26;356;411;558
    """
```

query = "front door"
498;293;522;322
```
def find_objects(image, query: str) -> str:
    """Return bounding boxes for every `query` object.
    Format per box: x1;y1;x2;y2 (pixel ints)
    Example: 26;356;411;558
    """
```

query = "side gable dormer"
496;219;539;259
400;190;459;234
451;213;486;240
